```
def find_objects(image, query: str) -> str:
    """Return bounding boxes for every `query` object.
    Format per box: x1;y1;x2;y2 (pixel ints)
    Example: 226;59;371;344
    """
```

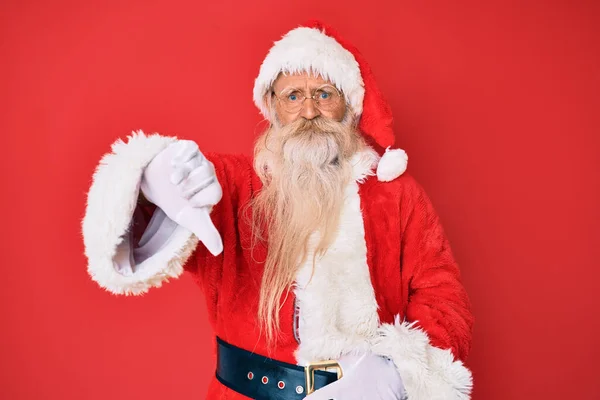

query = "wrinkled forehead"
272;71;334;94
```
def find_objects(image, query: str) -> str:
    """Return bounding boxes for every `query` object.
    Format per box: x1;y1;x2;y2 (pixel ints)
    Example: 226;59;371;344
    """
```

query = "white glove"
140;140;223;256
304;353;406;400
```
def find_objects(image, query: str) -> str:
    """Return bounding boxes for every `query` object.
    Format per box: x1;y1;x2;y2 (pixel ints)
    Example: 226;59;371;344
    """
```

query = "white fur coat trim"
371;317;473;400
253;26;365;120
82;130;197;295
293;176;380;365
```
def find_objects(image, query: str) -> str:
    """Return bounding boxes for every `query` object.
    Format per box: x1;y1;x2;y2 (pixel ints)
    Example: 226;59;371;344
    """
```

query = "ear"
264;91;283;127
263;91;273;109
343;102;359;127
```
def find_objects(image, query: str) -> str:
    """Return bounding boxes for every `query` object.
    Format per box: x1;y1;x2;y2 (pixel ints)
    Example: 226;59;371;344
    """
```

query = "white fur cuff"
82;130;196;295
370;317;473;400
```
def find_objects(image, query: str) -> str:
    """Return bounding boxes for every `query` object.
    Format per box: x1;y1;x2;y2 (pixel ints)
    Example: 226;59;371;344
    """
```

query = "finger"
180;176;216;200
170;165;189;186
178;162;216;193
172;141;203;166
188;182;223;208
172;141;198;164
179;161;215;186
170;156;202;185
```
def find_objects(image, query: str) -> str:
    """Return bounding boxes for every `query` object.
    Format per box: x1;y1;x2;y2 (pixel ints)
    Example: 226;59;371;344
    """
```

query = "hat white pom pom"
377;147;408;182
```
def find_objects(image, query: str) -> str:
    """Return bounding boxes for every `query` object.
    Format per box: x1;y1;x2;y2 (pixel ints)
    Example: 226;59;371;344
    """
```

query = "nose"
299;98;321;120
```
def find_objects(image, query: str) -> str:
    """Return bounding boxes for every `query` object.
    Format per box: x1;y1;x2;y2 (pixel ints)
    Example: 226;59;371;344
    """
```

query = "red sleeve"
401;178;474;362
181;152;256;327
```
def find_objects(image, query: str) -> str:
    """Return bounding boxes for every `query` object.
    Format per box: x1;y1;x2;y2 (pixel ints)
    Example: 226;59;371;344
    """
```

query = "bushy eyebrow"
276;84;337;96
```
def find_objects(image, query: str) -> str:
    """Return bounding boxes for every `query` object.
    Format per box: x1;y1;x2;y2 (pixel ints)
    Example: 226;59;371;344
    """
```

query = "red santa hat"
253;20;408;182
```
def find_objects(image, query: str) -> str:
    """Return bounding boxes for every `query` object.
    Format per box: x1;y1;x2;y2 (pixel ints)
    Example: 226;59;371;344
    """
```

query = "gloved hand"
140;140;223;256
304;353;406;400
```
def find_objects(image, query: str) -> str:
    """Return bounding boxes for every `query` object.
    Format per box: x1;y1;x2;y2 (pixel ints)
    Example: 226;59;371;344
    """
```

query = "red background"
2;1;599;399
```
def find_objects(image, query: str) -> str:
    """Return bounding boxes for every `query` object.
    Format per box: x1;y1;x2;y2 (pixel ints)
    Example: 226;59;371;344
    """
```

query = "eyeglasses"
272;84;343;114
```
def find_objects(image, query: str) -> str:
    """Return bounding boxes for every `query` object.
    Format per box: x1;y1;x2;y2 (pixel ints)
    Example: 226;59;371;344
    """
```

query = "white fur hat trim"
253;27;365;120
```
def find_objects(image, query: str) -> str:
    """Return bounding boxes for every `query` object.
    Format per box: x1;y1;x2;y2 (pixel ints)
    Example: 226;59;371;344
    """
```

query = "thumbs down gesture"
140;140;223;256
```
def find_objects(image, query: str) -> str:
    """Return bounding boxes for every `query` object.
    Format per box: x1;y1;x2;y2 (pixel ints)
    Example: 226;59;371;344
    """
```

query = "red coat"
182;152;474;399
83;133;474;399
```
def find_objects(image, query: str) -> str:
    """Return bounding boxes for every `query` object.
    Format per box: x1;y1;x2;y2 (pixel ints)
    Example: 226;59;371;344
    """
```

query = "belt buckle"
304;360;343;395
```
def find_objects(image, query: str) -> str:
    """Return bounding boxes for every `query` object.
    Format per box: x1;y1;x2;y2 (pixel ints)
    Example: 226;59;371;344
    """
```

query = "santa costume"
82;21;474;399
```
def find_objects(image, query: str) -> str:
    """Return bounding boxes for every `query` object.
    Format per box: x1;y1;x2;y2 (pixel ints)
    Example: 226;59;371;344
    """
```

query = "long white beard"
249;117;364;341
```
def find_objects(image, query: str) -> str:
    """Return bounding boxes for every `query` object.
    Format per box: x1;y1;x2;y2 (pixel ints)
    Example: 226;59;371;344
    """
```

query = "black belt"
216;337;341;400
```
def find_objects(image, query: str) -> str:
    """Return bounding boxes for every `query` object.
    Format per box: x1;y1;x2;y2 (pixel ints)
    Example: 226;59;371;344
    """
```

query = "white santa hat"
253;20;408;182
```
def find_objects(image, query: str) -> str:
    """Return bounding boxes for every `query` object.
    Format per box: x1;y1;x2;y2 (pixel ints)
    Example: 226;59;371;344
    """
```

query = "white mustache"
276;118;351;166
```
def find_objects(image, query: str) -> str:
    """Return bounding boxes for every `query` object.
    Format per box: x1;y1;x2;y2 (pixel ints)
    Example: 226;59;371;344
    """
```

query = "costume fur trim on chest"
293;150;381;365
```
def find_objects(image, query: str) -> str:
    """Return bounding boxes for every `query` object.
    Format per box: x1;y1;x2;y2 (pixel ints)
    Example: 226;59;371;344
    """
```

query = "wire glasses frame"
272;84;344;114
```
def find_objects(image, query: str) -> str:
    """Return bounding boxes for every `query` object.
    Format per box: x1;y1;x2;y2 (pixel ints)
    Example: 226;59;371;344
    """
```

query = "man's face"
271;72;347;125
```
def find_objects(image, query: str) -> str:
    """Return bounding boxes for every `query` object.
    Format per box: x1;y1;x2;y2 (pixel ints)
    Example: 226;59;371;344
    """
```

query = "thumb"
175;206;223;256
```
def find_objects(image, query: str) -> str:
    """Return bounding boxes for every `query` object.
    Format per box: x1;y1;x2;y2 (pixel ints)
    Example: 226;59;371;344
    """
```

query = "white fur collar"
350;147;379;183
